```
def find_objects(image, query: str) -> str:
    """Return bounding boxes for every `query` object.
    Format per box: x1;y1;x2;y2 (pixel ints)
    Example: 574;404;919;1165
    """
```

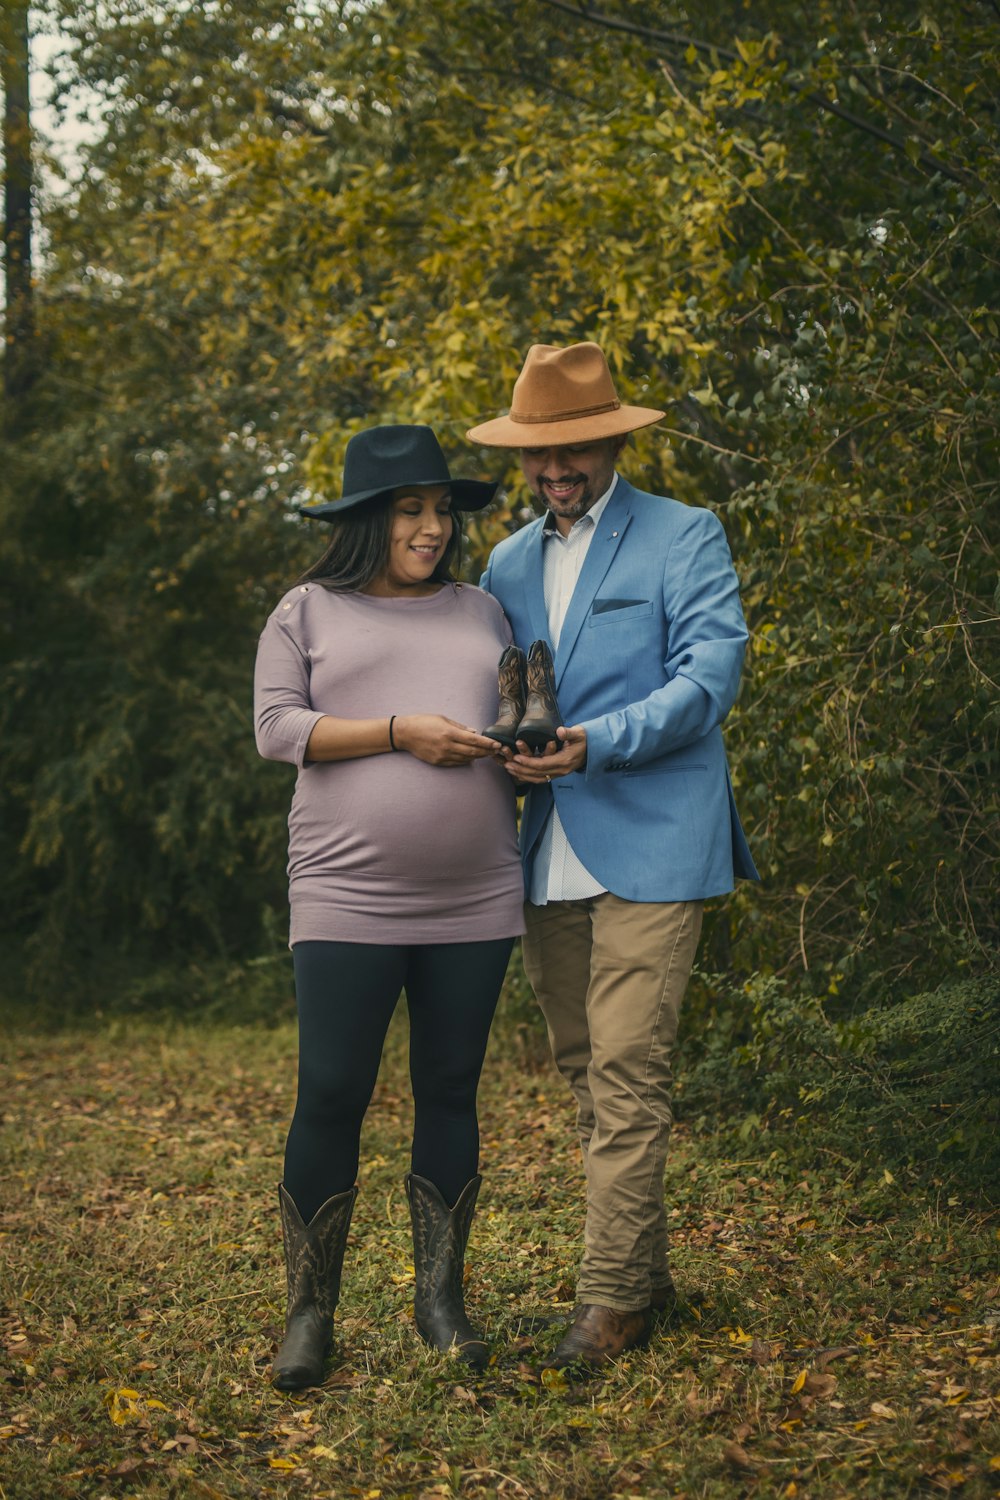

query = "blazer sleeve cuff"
578;714;622;782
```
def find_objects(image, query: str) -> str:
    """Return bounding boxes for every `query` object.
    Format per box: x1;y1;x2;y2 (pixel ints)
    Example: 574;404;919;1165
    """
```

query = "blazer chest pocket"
588;598;653;627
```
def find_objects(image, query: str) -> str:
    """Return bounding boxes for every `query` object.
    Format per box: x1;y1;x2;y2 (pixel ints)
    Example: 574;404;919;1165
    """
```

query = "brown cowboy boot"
542;1303;651;1371
517;639;562;752
271;1183;357;1391
482;645;527;751
406;1174;489;1371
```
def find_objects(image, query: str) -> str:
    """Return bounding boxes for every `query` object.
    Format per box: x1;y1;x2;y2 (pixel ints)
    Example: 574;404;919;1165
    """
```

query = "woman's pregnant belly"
286;751;518;889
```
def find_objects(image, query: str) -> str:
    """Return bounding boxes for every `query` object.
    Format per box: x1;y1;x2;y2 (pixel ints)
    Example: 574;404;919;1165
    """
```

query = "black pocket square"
592;598;648;615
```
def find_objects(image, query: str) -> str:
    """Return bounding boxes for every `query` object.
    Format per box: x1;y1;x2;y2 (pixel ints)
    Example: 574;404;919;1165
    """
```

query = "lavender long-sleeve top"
254;580;525;946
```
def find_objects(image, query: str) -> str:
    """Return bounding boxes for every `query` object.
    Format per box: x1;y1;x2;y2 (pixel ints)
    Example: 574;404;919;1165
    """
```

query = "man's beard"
535;473;596;519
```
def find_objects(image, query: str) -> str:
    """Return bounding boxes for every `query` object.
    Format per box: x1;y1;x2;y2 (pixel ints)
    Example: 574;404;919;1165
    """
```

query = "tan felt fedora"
467;342;665;448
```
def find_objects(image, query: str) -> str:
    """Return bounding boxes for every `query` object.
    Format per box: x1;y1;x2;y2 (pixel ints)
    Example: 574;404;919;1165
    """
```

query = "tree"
2;0;996;1008
1;0;35;404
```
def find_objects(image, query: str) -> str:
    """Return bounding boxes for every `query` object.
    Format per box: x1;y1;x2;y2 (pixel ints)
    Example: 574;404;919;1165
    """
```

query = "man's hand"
506;725;587;784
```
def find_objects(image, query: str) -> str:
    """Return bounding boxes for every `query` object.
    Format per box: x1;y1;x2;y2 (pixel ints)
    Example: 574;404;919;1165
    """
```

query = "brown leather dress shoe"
543;1303;652;1370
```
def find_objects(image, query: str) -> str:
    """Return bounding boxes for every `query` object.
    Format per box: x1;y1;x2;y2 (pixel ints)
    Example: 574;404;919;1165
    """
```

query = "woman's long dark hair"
296;490;463;592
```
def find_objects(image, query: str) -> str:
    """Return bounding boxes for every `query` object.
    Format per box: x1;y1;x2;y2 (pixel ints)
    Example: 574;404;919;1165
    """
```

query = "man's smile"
541;476;584;500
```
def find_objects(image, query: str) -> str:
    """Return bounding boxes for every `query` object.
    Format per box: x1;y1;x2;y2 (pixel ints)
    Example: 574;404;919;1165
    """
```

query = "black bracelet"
388;715;398;751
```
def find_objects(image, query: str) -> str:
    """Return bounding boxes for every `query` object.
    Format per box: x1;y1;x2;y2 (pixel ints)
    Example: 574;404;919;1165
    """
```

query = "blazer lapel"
521;519;552;649
554;484;633;685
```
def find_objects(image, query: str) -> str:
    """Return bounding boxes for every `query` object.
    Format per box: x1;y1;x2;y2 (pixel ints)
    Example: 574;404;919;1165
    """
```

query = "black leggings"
284;937;514;1221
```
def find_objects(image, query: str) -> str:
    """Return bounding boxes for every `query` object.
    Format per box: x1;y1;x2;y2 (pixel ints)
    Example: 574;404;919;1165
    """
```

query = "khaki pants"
522;893;703;1311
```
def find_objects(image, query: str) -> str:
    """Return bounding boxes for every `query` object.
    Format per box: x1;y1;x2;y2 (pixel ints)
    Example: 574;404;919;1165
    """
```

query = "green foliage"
1;0;997;1011
681;974;1000;1191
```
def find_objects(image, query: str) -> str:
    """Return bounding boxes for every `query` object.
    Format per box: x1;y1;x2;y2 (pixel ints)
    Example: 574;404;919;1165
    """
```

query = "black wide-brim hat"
299;424;499;519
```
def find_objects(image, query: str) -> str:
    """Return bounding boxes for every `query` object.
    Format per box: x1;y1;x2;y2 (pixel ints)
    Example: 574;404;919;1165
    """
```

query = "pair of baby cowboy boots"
483;640;562;754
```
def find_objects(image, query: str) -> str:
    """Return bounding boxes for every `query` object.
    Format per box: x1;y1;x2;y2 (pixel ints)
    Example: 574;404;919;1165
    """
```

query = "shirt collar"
541;473;619;540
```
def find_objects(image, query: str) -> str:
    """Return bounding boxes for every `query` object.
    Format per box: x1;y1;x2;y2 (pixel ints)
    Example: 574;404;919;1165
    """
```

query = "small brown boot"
483;646;527;751
517;639;562;752
542;1303;651;1370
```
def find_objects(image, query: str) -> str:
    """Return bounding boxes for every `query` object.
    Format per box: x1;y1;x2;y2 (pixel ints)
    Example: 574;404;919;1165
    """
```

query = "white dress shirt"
528;476;618;905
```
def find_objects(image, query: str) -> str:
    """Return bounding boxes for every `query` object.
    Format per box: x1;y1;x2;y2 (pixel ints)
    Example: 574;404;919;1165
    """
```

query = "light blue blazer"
480;479;759;902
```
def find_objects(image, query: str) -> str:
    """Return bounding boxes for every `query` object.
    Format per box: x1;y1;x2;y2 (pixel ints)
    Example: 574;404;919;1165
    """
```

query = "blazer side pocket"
623;761;708;777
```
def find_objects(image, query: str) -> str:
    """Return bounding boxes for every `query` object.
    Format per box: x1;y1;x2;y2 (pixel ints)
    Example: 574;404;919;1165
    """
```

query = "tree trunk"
2;0;35;404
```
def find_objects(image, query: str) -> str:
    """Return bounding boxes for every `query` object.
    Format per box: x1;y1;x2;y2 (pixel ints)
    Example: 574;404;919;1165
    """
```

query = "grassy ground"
1;1001;998;1499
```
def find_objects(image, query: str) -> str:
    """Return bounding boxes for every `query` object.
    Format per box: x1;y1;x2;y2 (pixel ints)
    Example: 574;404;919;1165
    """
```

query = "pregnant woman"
254;425;523;1388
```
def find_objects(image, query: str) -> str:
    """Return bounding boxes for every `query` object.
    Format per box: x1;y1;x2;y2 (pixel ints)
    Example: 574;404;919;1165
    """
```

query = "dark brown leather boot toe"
542;1303;651;1370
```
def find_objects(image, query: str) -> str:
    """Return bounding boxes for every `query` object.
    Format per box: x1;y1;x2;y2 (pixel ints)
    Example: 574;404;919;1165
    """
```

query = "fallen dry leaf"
111;1457;157;1478
723;1440;758;1473
815;1345;859;1370
162;1434;199;1454
804;1372;838;1398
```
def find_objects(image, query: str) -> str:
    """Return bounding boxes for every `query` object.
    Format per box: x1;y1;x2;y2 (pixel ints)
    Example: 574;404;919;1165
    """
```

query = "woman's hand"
394;715;499;767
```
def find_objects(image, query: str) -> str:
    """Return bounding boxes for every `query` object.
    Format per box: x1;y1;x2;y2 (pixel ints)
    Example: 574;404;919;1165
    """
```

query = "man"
468;342;758;1368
